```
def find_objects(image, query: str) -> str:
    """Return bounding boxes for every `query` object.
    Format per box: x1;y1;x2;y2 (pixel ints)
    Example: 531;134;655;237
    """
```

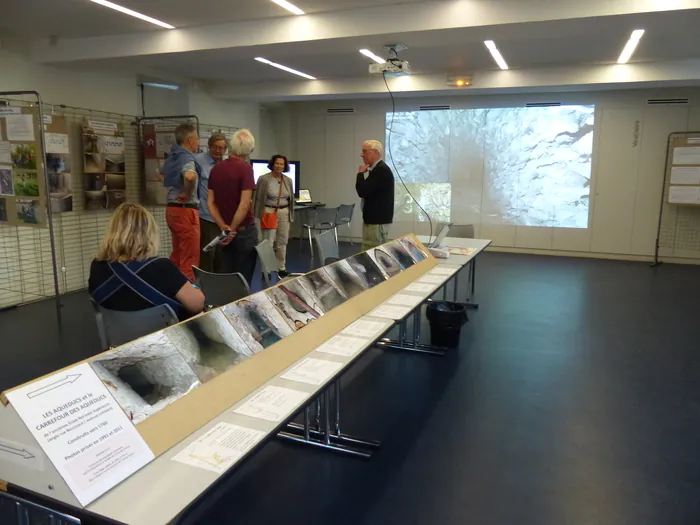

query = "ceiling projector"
369;60;411;76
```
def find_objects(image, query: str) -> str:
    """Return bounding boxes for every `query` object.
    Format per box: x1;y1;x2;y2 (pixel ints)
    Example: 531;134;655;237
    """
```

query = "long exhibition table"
0;236;491;525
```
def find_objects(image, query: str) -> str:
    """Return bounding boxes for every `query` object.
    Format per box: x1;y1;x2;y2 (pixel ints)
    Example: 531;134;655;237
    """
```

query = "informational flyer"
280;358;343;386
340;318;392;340
429;265;461;276
316;334;369;357
173;422;266;474
418;274;447;285
5;363;155;506
6;114;35;141
233;386;309;422
386;293;424;307
368;304;412;320
404;282;437;294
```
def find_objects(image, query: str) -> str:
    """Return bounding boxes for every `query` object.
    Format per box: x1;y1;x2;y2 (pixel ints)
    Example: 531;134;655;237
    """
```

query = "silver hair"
174;123;197;145
230;129;256;157
363;140;383;158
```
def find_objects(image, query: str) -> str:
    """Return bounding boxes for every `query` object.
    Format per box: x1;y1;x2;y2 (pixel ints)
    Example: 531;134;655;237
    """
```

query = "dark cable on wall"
382;72;435;245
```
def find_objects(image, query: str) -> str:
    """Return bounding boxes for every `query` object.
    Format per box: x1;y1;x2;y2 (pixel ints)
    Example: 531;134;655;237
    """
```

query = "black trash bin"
426;301;468;348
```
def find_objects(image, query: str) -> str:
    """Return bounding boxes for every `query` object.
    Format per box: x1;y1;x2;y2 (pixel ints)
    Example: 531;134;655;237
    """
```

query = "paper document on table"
670;166;700;185
669;185;700;204
386;293;424;307
445;247;475;256
673;146;700;165
5;362;155;506
369;304;412;320
340;319;392;339
404;282;437;293
280;358;343;386
429;266;460;276
173;422;265;474
316;334;369;357
233;386;309;422
418;274;447;285
5;115;35;141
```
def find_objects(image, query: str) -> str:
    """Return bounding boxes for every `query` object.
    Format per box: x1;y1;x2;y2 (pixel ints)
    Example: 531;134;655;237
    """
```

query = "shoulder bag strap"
106;258;184;315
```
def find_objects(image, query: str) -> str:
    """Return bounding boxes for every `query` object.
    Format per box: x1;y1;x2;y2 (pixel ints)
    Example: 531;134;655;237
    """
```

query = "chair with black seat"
448;224;475;238
91;299;179;351
192;266;251;308
336;203;356;245
313;229;340;268
302;207;338;257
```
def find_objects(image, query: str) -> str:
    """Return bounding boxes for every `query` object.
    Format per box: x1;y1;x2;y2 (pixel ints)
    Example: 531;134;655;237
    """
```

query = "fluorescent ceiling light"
90;0;174;29
271;0;305;15
359;49;386;64
617;29;645;64
142;82;179;90
484;40;509;70
255;57;317;80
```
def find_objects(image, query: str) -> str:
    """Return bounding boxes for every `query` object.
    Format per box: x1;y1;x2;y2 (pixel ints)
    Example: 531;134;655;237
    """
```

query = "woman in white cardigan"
254;155;295;277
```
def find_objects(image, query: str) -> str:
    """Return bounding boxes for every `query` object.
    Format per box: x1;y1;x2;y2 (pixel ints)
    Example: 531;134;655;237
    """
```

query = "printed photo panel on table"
266;283;322;332
398;236;429;263
294;270;349;312
367;247;403;278
222;293;294;353
89;330;202;425
323;259;370;298
384;239;417;269
346;252;387;289
163;310;255;383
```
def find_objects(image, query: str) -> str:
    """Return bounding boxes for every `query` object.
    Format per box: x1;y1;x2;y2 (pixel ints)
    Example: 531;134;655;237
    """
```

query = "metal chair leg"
308;227;314;257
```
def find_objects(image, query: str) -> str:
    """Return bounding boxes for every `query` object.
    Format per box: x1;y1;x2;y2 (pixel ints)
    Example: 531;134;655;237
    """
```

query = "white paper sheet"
386;293;424;307
418;274;447;285
233;386;309;422
0;141;10;163
429;266;460;276
0;108;21;116
6;363;155;506
102;136;124;155
316;334;369;357
673;146;700;165
6;115;35;141
45;133;69;154
369;304;412;320
670;166;700;185
280;358;344;386
404;282;437;294
173;422;265;474
669;185;700;204
340;319;391;339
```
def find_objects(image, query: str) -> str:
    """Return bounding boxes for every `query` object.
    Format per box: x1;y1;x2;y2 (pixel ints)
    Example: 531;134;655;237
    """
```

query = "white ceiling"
0;0;433;38
60;9;700;83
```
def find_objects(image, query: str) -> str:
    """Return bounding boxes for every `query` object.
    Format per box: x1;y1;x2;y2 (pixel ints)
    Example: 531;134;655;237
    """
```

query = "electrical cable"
382;72;435;245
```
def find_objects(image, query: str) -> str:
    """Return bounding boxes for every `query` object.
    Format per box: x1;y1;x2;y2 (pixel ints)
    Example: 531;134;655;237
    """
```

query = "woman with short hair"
88;203;205;321
254;154;295;277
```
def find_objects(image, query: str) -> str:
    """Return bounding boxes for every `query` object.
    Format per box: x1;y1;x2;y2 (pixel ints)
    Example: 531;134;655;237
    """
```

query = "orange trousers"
166;206;200;281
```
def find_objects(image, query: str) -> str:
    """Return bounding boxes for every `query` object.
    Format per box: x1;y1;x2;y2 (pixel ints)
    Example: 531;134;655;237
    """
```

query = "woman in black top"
88;203;204;321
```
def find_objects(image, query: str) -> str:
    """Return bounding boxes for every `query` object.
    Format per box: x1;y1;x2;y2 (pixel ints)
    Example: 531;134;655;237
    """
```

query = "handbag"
260;176;284;230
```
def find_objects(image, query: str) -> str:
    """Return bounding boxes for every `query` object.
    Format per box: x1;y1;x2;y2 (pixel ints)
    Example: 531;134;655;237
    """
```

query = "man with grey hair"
196;132;227;272
207;129;258;282
161;122;201;280
356;139;395;250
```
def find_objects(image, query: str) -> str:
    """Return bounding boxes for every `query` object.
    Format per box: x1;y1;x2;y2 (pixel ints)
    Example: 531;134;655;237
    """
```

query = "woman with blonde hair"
89;203;204;321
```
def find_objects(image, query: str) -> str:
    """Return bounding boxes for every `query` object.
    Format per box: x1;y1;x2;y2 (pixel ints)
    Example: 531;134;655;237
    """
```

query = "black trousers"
199;218;221;273
216;224;258;286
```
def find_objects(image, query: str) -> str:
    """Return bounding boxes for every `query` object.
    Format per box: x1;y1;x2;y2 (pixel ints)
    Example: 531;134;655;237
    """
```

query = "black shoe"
278;269;290;278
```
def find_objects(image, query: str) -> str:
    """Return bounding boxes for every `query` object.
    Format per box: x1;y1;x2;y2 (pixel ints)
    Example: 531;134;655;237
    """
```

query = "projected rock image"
222;295;293;352
165;310;254;383
386;106;595;228
324;261;367;298
89;332;201;424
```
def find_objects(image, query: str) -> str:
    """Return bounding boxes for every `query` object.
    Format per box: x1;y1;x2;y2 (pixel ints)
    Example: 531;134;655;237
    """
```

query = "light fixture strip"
90;0;175;29
617;29;645;64
255;57;317;80
484;40;509;70
271;0;305;15
359;49;386;64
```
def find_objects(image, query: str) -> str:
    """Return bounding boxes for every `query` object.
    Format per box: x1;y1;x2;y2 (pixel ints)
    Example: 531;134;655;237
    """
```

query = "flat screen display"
251;160;300;197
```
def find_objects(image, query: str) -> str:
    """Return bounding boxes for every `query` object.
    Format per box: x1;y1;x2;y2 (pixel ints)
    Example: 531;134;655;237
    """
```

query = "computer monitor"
251;159;301;197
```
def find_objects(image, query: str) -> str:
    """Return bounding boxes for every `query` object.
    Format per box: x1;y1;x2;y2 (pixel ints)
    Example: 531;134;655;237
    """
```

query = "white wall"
268;88;700;262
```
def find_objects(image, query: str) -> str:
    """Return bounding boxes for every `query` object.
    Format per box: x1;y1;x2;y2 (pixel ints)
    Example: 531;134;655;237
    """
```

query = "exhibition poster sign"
6;362;155;506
